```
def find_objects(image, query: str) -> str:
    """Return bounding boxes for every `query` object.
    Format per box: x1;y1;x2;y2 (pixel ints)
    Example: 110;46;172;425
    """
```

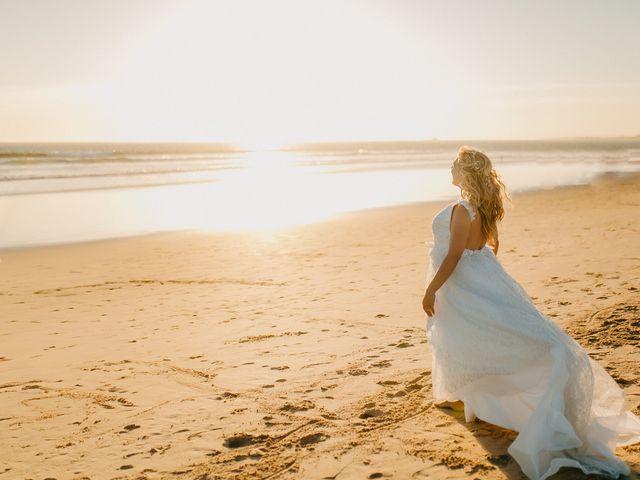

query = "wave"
1;139;640;195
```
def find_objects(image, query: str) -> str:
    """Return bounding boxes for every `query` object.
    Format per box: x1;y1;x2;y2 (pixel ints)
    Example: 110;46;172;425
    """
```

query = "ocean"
1;138;639;249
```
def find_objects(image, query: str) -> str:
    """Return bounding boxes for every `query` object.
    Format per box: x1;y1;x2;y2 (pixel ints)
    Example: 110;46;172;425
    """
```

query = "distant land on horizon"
0;134;639;154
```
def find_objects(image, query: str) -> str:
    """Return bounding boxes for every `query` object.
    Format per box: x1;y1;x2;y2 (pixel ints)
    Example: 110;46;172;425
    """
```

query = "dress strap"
455;198;477;222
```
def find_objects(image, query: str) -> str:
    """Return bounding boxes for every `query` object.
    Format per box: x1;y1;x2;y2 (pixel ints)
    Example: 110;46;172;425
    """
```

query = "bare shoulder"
451;203;472;224
455;199;477;222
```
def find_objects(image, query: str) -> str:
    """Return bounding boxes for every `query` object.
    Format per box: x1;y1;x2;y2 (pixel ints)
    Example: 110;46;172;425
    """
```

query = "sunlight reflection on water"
0;153;638;249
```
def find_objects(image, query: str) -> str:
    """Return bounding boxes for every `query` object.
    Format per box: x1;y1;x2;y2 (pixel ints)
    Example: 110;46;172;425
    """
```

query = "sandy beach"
1;172;639;479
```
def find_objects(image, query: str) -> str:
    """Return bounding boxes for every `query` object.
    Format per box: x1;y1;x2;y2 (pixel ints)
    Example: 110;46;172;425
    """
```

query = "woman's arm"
422;205;471;316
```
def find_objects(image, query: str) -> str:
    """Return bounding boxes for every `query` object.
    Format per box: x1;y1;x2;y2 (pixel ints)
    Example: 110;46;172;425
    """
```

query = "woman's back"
451;202;486;251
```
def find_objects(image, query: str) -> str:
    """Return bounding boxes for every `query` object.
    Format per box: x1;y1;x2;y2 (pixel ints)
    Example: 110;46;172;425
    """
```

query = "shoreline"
2;169;639;255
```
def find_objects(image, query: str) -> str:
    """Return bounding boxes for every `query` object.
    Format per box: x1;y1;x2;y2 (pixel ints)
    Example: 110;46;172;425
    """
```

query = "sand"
1;172;639;479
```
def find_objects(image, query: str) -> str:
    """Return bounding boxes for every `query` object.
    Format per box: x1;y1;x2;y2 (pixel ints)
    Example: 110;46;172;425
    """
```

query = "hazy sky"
0;0;639;146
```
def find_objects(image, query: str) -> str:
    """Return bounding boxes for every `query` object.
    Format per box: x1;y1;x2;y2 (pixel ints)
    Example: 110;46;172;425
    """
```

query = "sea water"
0;138;639;249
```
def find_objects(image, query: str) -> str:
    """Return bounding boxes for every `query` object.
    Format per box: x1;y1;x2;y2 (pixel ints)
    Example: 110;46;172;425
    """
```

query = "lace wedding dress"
424;197;640;480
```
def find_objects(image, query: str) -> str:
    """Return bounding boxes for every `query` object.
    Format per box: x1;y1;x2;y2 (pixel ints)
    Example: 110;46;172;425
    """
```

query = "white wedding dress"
424;197;640;480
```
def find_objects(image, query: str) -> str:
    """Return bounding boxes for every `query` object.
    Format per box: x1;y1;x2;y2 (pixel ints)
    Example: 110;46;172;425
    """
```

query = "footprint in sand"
377;380;399;386
299;432;329;447
320;383;338;392
216;391;239;400
280;400;315;412
359;408;385;419
487;453;511;466
572;302;640;348
544;276;579;286
21;384;43;390
270;365;290;370
223;433;270;449
371;360;392;368
119;424;140;433
149;444;171;455
404;384;423;393
232;453;262;461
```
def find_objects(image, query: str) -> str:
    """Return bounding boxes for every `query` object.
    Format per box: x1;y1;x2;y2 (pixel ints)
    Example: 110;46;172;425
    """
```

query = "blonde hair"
456;146;510;249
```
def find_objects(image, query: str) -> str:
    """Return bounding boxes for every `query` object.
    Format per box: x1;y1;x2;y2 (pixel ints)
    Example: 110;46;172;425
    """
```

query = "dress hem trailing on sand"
424;198;640;480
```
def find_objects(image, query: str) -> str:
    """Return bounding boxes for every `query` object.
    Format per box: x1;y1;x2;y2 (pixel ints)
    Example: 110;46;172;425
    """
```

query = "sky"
0;0;639;148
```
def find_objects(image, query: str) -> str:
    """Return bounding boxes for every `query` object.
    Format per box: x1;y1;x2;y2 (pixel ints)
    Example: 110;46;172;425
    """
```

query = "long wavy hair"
456;146;510;249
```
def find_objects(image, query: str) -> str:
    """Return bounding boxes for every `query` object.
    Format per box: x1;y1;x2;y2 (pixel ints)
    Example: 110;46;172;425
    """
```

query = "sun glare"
236;138;288;153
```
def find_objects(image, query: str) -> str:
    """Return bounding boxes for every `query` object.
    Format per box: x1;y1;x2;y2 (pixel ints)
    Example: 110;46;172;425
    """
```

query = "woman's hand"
422;289;436;317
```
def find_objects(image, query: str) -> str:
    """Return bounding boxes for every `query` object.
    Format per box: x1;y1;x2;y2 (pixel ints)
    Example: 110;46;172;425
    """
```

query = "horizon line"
1;133;639;148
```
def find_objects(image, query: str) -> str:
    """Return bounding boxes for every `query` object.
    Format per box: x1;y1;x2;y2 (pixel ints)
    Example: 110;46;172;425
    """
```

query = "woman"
421;146;640;480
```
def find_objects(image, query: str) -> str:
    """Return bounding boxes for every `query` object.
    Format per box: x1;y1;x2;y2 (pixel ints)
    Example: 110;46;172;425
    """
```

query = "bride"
421;146;640;480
